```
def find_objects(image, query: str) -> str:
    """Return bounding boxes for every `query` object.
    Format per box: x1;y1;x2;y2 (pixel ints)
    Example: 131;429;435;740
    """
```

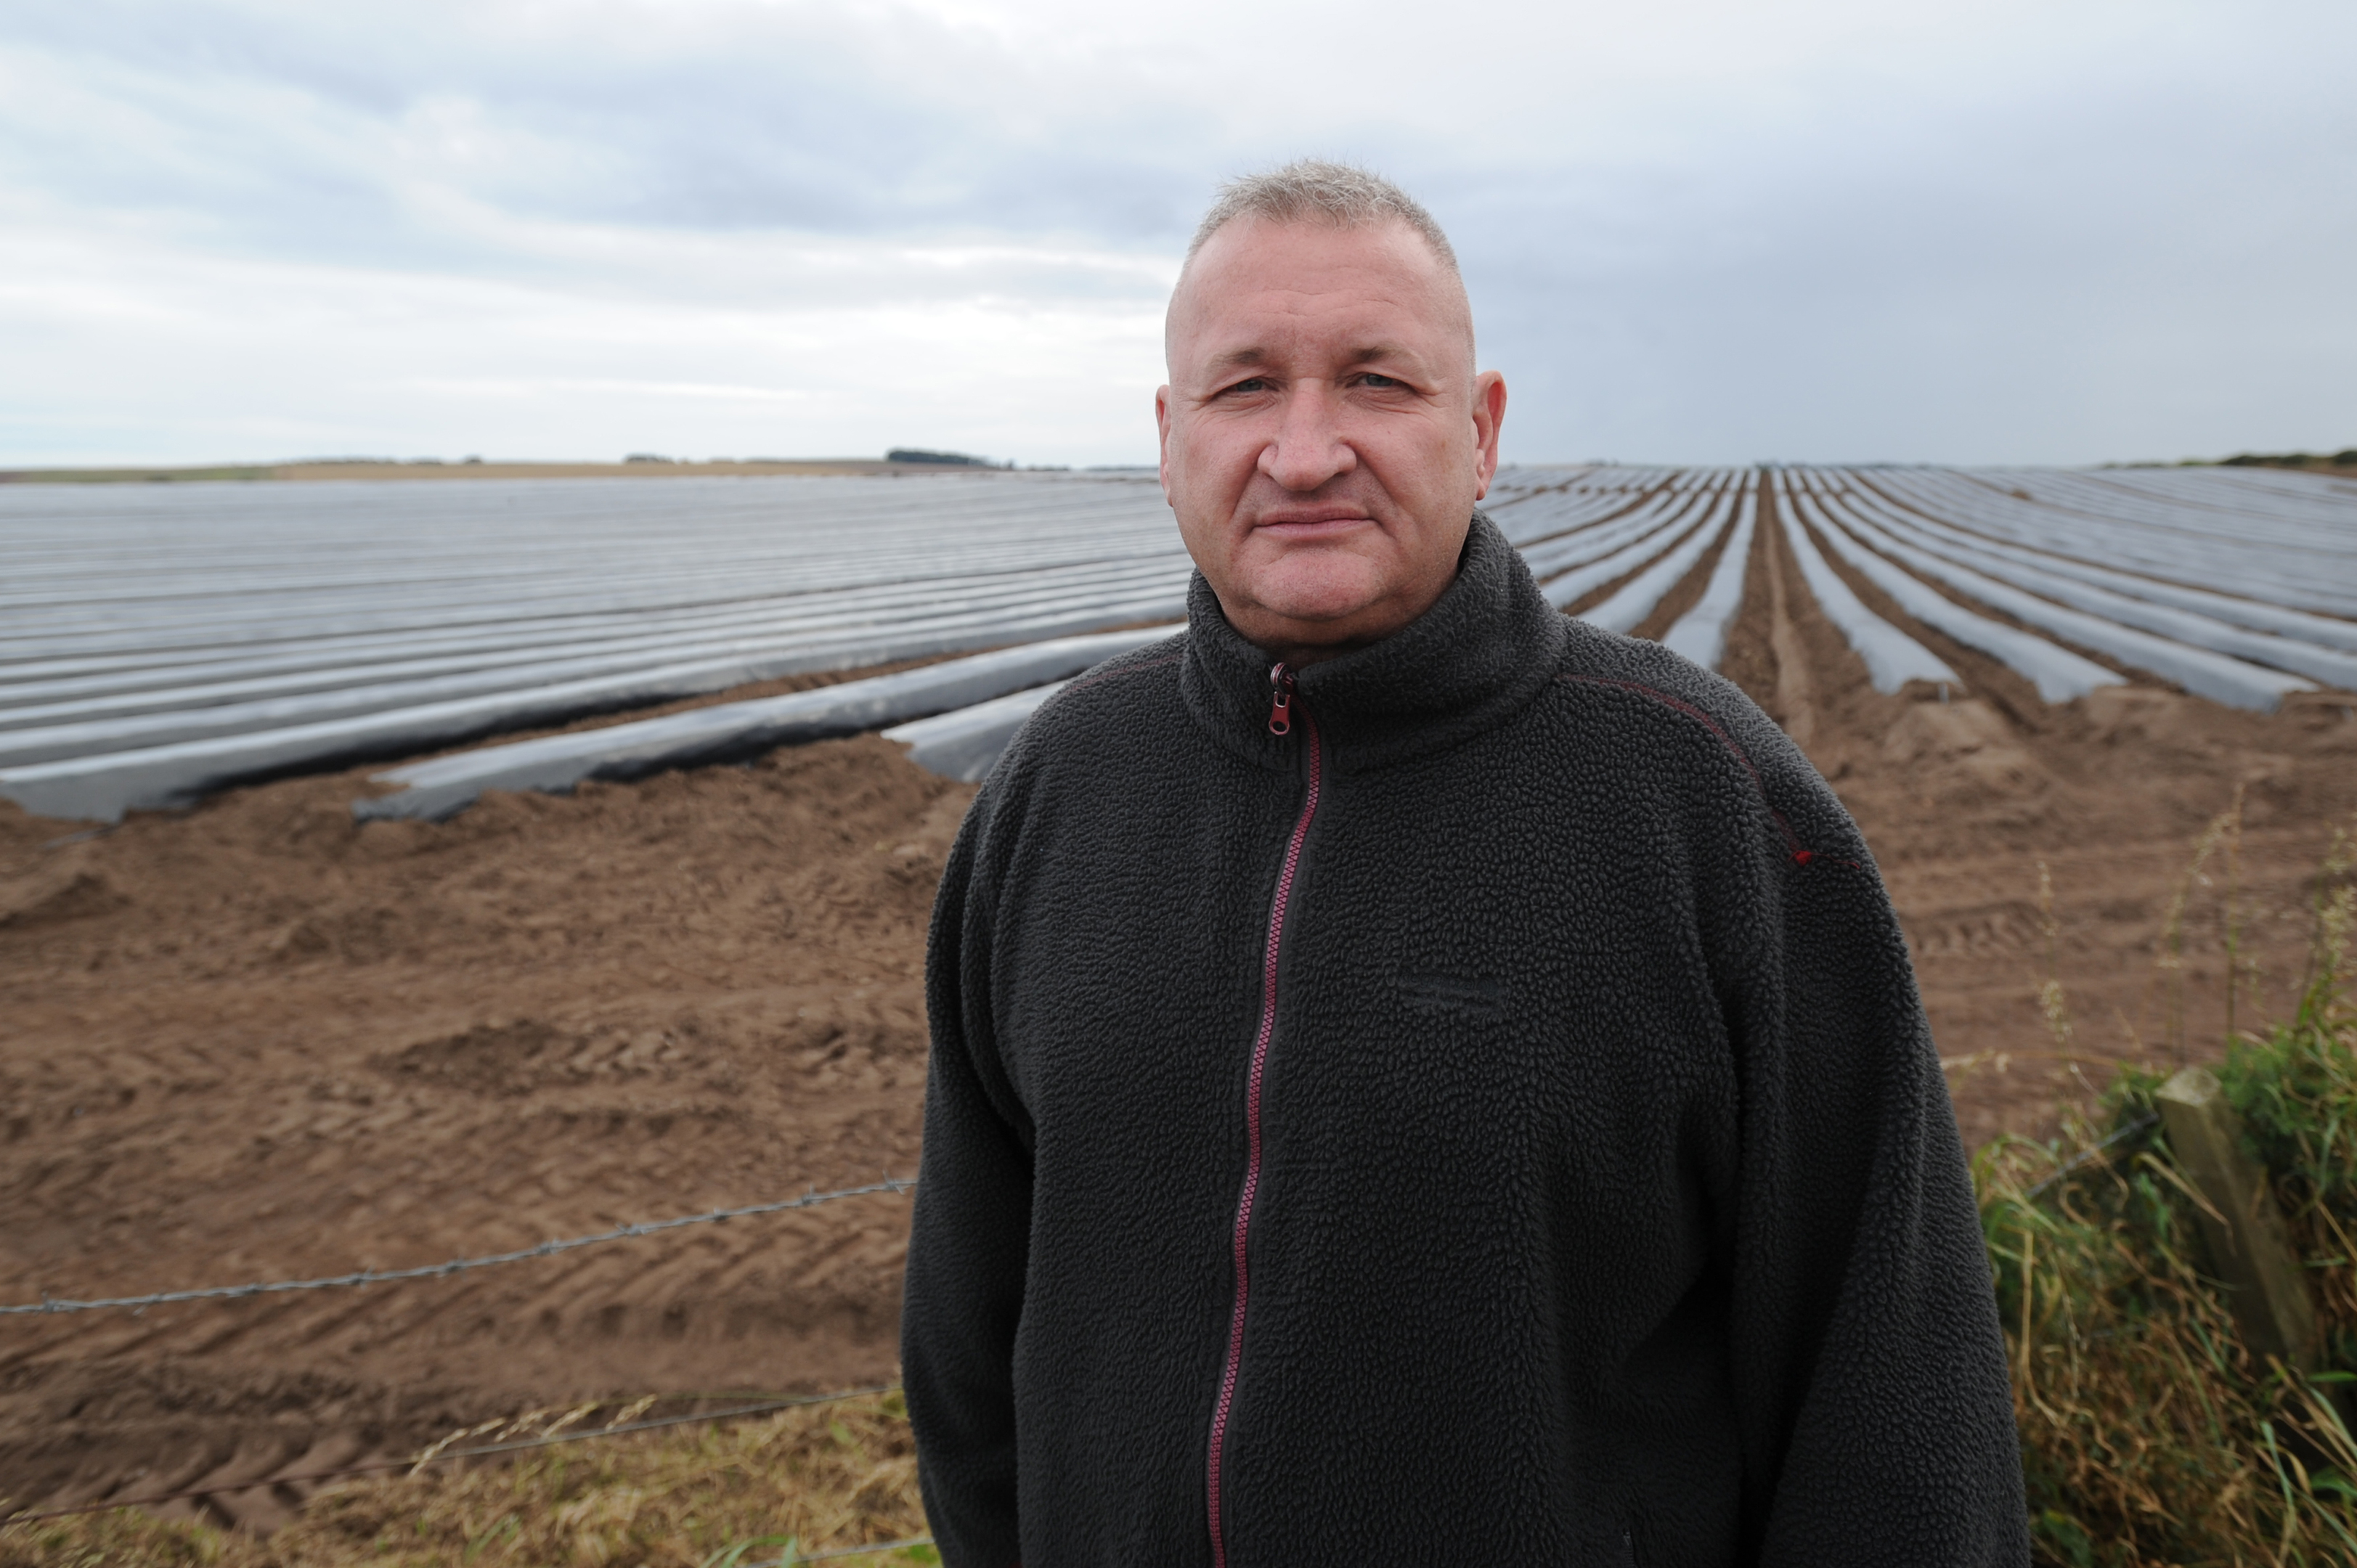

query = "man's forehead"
1168;216;1473;370
1185;222;1437;304
1202;333;1424;371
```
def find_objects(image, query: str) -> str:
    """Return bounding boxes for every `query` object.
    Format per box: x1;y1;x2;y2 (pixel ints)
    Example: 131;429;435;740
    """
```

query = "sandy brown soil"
4;510;2354;1524
1;731;972;1526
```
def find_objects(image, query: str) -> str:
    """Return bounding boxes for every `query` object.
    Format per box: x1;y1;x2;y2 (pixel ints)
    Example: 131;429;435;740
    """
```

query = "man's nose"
1257;382;1356;493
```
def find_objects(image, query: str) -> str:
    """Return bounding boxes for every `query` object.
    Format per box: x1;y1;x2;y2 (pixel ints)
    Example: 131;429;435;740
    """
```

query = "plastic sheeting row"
1786;472;2337;711
1505;465;2351;715
353;629;1172;820
0;474;1192;820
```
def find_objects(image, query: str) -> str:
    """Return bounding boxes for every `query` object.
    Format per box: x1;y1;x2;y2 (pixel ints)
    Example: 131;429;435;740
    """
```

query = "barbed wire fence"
2020;1112;2159;1199
3;1175;913;1316
1;1175;933;1558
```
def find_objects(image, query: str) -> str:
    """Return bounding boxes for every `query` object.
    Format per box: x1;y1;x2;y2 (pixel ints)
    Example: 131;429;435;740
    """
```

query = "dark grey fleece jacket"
900;514;2027;1568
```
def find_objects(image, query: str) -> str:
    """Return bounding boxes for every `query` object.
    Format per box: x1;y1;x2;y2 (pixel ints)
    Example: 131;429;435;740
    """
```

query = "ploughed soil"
5;513;2355;1524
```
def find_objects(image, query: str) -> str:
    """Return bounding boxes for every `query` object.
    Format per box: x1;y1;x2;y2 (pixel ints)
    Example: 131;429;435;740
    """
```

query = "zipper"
1207;661;1322;1568
1266;661;1297;736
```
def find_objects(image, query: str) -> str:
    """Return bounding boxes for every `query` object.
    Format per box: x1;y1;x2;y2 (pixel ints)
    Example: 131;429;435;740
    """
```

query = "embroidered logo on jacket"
1396;973;1508;1016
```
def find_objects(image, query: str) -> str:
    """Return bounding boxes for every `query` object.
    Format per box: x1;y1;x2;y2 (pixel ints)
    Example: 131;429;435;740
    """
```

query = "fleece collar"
1177;510;1567;775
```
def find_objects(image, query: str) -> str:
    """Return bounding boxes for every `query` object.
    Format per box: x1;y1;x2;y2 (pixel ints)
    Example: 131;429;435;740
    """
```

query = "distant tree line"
2216;448;2357;469
887;448;1010;468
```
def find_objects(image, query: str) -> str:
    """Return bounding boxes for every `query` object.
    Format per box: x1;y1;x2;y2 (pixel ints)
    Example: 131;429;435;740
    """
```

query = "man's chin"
1229;595;1401;656
1242;584;1387;629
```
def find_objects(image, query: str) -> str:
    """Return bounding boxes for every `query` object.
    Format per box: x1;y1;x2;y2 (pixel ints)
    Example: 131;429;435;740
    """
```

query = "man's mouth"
1252;508;1372;540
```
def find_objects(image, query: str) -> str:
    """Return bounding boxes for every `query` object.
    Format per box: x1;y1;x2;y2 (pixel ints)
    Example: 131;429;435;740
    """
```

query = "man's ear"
1470;371;1507;501
1156;385;1176;504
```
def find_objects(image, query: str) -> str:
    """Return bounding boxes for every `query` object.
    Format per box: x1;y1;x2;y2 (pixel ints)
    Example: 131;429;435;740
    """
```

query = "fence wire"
3;1176;914;1317
2020;1113;2160;1199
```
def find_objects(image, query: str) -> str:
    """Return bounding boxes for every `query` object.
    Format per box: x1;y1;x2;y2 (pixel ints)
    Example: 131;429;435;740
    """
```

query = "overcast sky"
3;0;2351;468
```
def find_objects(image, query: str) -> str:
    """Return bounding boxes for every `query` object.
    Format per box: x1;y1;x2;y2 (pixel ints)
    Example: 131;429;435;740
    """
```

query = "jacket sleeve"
900;794;1033;1568
1719;753;2029;1565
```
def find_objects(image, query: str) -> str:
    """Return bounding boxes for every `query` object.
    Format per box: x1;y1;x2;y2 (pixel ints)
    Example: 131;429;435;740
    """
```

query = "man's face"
1157;215;1507;663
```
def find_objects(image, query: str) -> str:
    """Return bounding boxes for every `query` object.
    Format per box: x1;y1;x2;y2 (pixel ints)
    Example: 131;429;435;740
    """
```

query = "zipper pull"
1266;662;1296;737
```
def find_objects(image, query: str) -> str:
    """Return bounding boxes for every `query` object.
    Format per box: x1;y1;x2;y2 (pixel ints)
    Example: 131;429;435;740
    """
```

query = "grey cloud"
2;0;2353;464
2;0;1221;267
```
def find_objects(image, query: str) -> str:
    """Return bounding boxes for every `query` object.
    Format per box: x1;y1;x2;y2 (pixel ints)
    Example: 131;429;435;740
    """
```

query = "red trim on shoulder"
1553;672;1852;869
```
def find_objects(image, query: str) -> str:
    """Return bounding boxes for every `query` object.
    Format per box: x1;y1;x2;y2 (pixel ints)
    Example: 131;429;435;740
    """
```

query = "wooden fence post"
2154;1066;2323;1374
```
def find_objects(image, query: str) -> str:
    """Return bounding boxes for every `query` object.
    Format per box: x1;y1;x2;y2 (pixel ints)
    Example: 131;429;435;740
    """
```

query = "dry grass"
1984;819;2357;1566
0;1394;931;1568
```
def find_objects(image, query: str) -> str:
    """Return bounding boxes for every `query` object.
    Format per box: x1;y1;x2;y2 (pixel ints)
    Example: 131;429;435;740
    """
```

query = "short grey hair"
1186;158;1460;274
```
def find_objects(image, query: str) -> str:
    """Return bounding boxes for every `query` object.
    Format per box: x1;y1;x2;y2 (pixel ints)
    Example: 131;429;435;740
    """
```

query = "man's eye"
1358;373;1406;389
1221;378;1270;396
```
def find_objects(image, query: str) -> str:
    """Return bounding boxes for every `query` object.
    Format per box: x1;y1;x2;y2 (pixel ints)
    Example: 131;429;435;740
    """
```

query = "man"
902;160;2027;1567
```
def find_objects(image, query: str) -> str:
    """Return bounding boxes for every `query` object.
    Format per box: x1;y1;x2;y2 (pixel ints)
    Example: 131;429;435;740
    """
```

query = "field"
3;465;2355;1542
